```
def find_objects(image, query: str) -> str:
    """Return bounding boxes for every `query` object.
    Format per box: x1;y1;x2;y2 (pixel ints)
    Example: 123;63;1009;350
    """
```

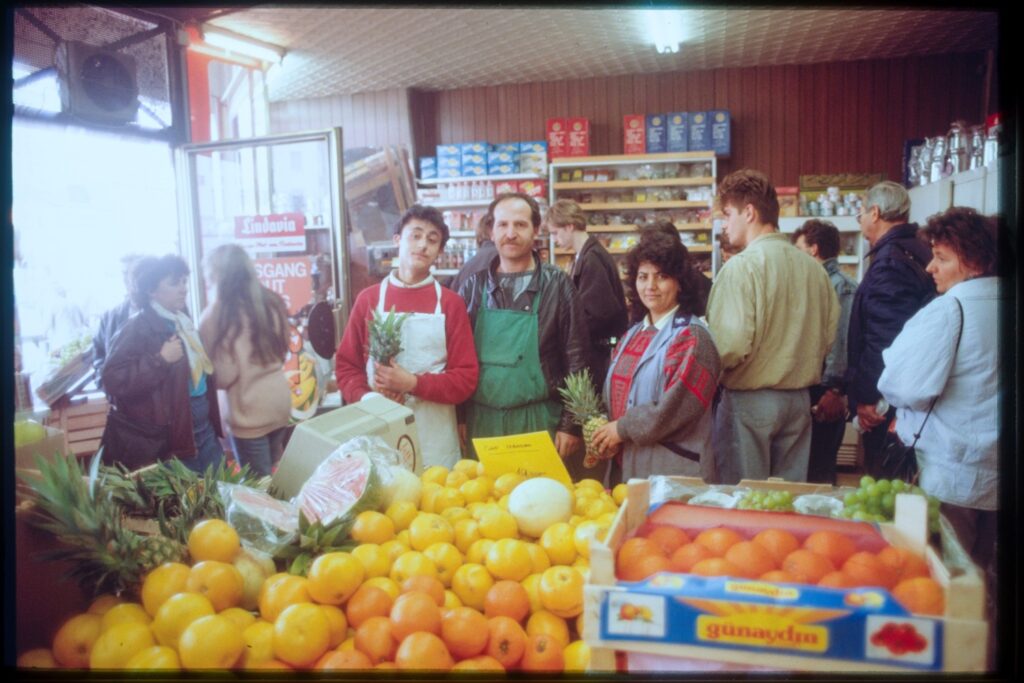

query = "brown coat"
102;306;222;458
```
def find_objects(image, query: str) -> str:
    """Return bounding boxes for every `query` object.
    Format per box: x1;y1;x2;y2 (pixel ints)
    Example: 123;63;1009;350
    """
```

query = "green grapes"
838;478;940;532
737;489;794;512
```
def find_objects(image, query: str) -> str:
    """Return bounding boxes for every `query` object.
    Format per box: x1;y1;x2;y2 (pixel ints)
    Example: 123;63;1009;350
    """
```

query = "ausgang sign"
234;212;306;253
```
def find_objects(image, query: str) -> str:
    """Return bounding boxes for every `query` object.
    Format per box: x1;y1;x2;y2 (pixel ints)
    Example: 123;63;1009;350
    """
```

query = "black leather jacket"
457;252;590;435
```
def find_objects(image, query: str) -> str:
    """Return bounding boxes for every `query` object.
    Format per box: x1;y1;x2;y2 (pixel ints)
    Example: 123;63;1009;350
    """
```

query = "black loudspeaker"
56;40;139;125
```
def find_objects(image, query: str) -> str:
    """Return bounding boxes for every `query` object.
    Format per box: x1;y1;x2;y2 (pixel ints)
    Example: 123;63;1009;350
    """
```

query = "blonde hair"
546;199;587;231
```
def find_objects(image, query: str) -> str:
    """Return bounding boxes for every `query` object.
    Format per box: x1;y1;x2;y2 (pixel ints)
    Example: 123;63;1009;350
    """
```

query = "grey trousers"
713;387;811;484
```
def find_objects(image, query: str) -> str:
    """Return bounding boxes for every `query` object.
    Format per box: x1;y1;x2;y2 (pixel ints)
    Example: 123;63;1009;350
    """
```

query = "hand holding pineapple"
558;370;614;468
368;307;411;403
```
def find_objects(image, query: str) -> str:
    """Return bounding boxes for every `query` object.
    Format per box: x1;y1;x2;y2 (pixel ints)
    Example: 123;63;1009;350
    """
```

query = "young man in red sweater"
335;205;479;470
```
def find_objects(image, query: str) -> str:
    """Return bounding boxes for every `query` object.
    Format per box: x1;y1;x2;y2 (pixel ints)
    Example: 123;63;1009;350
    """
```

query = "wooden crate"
583;477;988;673
44;394;108;458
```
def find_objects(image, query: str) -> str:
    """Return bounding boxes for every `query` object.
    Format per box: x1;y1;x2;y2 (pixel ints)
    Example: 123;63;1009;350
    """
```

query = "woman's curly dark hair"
625;229;704;322
920;206;1000;277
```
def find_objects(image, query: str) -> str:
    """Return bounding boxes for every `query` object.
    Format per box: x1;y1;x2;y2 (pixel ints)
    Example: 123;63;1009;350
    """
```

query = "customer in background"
198;245;292;477
457;192;589;473
337;204;479;470
590;230;721;485
876;207;1003;655
546;199;628;388
792;220;859;484
103;255;224;472
846;181;935;479
706;169;839;484
93;253;145;393
640;219;711;317
449;213;496;294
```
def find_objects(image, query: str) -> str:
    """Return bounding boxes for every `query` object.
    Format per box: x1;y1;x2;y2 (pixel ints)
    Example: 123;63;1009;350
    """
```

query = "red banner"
253;256;313;315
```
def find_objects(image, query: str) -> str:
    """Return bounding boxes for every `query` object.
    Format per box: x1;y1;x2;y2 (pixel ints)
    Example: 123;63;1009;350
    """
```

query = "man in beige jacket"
707;170;839;484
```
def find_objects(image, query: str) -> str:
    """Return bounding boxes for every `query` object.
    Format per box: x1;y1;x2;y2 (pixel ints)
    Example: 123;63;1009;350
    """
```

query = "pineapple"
558;370;611;468
368;307;410;367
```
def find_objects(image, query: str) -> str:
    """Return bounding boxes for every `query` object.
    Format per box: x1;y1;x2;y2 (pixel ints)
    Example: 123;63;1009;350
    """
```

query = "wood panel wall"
269;88;413;150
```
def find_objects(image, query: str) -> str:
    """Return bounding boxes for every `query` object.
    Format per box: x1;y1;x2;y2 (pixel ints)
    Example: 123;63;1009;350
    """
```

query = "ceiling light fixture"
201;25;285;64
639;9;689;56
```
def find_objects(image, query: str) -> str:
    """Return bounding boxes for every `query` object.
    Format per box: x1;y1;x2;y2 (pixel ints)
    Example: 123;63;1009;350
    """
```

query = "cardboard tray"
582;477;988;673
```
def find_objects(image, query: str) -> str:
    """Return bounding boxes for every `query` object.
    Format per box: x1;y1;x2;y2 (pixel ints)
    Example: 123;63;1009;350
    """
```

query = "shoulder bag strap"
907;296;965;448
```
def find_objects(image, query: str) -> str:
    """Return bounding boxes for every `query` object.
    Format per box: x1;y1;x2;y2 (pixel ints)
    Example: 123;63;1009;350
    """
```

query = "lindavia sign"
234;212;306;253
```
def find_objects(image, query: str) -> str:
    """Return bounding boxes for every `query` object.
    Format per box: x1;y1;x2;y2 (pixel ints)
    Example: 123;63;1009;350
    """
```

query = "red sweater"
335;277;479;405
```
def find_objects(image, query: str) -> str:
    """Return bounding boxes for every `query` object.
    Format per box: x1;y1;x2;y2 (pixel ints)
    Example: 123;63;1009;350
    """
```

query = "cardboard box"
567;118;590;156
420;157;437;180
460;141;488;158
461;164;487;177
583;477;988;673
494;180;520;195
689;112;711;152
438;168;462;178
491;143;520;155
624;115;646;154
272;395;422;498
519;154;548;175
437;156;462;169
777;187;800;218
519;140;548;156
546;118;568;159
667;112;690;153
487;162;518;175
517;179;547;198
436;144;460;159
645;114;668;154
710;110;731;156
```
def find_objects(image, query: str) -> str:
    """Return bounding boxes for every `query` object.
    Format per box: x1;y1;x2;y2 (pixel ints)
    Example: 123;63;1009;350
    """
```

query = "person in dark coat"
93;253;145;393
102;255;224;472
845;181;935;479
546;199;628;389
449;213;496;295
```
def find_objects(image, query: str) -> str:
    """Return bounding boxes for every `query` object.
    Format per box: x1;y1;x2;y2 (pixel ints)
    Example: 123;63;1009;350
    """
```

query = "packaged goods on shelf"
547;118;569;158
710;110;732;156
689;112;712;152
518;178;547;198
420;156;437;179
519;140;549;175
460;141;488;157
667;112;690;153
491;143;520;155
494;179;519;194
777;187;799;217
567;118;591;156
624;114;646;154
645;114;668;154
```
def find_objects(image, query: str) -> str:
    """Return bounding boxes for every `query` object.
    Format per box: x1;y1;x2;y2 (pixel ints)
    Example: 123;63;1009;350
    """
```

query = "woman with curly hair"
590;229;722;484
199;244;292;476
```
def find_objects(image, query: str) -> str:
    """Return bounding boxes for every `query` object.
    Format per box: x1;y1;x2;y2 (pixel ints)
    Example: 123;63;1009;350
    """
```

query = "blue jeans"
230;428;287;477
179;393;226;474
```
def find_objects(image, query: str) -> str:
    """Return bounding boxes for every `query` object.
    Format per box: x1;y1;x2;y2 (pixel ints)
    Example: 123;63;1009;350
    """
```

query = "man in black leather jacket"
845;181;935;478
93;253;144;393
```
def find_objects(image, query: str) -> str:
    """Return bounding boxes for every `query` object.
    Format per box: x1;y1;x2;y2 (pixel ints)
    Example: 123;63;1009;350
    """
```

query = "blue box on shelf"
710;110;731;156
689;112;712;152
646;114;668;154
667;112;690;153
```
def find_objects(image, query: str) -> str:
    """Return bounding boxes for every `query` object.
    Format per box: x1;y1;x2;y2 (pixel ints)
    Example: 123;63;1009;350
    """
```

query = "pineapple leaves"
368;307;410;365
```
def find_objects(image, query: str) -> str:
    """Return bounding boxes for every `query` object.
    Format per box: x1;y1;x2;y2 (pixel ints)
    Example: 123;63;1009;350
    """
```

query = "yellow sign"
724;580;800;601
472;431;573;487
696;613;828;653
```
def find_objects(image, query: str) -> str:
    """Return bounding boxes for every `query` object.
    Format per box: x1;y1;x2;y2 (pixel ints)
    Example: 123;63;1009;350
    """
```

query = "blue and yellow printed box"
667;112;690;153
436;144;460;159
419;157;437;180
645;114;668;154
689;112;711;152
710;110;731;156
490;143;520;155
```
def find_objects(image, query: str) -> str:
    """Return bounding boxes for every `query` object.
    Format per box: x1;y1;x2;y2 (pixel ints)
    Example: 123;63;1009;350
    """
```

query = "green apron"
467;283;561;450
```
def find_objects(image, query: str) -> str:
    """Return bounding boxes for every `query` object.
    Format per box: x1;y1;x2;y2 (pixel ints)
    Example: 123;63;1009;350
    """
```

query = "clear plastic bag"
219;481;300;556
647;475;849;517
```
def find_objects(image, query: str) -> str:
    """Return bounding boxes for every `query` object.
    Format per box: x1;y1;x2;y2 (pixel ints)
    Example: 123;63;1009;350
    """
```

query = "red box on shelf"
624;115;646;154
547;118;568;159
567;118;591;156
518;179;547;198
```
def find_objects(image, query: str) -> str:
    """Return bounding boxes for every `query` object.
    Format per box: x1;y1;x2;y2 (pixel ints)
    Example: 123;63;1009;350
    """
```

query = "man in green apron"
456;192;591;477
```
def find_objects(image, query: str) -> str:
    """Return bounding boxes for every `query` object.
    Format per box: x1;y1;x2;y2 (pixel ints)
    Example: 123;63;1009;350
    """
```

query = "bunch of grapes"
838;476;940;532
736;489;794;512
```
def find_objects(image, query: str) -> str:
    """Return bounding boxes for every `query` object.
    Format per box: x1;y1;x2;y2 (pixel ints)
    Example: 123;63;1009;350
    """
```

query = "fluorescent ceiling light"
201;25;285;64
638;9;692;55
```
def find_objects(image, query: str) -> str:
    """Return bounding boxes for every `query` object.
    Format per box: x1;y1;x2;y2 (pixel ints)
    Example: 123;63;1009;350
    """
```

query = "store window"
12;117;180;403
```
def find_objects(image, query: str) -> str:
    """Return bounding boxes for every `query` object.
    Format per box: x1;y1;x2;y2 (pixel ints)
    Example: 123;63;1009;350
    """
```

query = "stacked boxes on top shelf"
418;140;550;182
622;111;731;156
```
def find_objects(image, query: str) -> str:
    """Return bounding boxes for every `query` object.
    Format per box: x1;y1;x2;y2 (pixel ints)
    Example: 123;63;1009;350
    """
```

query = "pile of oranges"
615;524;946;617
18;461;626;672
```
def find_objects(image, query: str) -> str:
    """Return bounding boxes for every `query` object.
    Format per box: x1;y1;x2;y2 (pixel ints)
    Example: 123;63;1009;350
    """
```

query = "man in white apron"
335;206;480;470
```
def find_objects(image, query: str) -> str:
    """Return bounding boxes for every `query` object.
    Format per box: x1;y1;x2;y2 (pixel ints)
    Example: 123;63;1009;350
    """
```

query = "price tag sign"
472;431;572;487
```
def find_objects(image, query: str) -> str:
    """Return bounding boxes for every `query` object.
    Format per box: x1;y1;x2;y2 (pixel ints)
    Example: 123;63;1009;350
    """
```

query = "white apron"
367;277;460;469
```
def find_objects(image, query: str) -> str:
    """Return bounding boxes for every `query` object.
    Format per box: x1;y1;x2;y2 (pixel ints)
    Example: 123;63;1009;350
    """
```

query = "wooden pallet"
44;394;108;458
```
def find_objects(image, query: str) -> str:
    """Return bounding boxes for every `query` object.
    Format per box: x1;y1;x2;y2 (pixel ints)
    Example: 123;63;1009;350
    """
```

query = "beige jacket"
707;232;839;391
198;302;291;439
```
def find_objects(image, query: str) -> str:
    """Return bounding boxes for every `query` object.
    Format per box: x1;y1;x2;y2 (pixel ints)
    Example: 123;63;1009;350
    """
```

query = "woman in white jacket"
877;206;1002;630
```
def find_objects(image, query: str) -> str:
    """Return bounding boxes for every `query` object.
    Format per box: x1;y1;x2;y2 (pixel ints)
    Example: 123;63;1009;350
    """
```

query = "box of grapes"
582;477;987;672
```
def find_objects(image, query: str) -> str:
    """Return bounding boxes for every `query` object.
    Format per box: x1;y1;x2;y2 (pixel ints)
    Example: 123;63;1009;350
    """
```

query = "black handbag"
99;407;171;470
879;296;964;484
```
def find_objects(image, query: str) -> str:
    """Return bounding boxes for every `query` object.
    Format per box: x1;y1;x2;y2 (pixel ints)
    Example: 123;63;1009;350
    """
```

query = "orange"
363;576;401;601
564;639;591;672
451;563;495;611
521;633;564;672
460;477;492;504
616;537;663;577
315;649;372;670
99;603;151;632
619;553;671;582
141;562;191;616
346;584;394;628
423;541;464;587
876;546;931;583
724;541;778;579
486;538;533;581
453;518;483;554
258;574;311;622
540;523;578;566
395;631;454;671
421;465;451;487
521;573;544;614
354;615;397;664
123;645;180;670
178;615;244;670
643;525;691;556
444;589;463;610
486;615;527;669
434;486;467;513
89;621;156;669
804;530;858;568
187;519;240;563
782;549;836;585
525;610;570;649
319;605;348;648
759;569;798;583
16;648;58;669
538;566;584;618
891;577;945;616
87;594;123;616
385;500;419;532
186;560;244;612
842;551;897;589
307;552;365;605
351;510;396;544
151;592;215;649
484;580;531;622
478;509;519;540
248;658;293;670
390;550;439;584
380;539;411;566
690;557;742;578
446;469;470;489
441;606;490;659
452;654;506;671
239;620;275;668
440;505;472;525
493;472;526;498
454;458;485;478
409;513;455;551
694;527;745;557
420;482;444;513
272;602;330;668
218;607;257;631
351;543;391;579
400;575;446;607
611;483;629;505
752;528;801;565
525;542;552;574
818;571;857;589
466;538;496;565
390;590;443;641
669;543;715;573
